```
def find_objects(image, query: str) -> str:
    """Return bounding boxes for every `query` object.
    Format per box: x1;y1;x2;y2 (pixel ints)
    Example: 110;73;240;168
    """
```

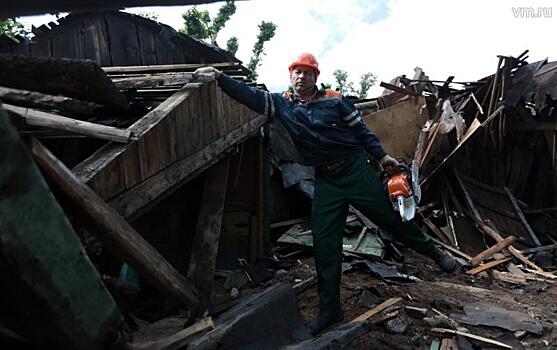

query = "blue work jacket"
218;74;387;166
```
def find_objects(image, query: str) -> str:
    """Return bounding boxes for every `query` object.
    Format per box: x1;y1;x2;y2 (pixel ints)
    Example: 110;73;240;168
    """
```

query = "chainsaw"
384;163;421;222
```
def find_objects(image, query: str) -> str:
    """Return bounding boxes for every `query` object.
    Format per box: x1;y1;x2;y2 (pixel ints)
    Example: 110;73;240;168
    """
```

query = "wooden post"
30;137;198;308
504;186;542;246
187;157;230;312
5;103;131;143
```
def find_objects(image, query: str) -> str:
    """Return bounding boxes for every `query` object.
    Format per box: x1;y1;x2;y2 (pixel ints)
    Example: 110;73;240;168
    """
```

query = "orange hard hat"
288;52;320;77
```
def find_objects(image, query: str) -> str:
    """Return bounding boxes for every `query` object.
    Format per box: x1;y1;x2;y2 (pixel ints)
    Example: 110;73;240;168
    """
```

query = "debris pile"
1;10;557;348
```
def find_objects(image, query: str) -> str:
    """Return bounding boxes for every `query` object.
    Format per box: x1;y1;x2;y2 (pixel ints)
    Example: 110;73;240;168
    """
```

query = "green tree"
0;18;30;42
355;72;376;99
180;0;236;45
135;11;160;22
246;21;277;81
332;69;376;98
226;36;239;55
333;69;353;95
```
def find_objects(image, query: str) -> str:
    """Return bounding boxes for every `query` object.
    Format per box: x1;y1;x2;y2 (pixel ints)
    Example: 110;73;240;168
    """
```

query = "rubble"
0;6;557;349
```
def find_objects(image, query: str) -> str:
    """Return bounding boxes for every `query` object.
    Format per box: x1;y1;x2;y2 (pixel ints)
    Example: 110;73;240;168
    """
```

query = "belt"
316;160;345;172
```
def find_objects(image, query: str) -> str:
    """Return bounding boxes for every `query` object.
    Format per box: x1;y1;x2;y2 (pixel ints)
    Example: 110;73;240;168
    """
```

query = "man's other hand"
380;155;399;175
193;66;221;78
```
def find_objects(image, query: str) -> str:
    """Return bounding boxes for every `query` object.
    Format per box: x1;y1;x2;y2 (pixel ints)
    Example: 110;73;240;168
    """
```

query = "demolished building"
1;6;557;350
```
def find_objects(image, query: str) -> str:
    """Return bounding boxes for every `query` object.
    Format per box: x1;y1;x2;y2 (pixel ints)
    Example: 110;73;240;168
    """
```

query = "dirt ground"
278;250;557;349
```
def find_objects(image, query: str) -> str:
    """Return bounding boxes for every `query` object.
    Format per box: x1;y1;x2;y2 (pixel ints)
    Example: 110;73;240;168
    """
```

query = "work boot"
428;245;458;273
308;307;344;336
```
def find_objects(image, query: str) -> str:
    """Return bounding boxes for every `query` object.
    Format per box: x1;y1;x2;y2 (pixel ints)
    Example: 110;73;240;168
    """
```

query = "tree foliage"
332;69;376;98
246;21;277;81
180;1;277;81
225;36;239;55
135;11;160;22
181;0;236;45
0;18;30;42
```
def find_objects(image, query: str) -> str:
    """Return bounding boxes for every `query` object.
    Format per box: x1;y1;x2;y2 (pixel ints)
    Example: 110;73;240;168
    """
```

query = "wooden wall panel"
105;13;142;66
83;15;112;65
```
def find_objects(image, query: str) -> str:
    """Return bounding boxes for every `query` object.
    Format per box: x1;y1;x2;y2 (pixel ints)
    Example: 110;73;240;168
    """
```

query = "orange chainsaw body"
387;172;413;201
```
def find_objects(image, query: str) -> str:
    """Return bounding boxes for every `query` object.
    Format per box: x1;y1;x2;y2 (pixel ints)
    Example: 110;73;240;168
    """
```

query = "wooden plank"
422;217;451;245
504;186;542;246
430;237;472;261
362;96;427;162
187;157;230;313
466;257;511;275
136;22;157;65
431;328;512;349
0;86;98;115
103;62;245;75
455;172;547;273
83;14;112;66
132;317;213;350
469;236;515;266
1;0;236;17
0;54;128;108
105;12;142;66
350;298;402;323
0;108;122;349
379;81;421;97
30;138;199;308
4;103;131;143
109;113;267;219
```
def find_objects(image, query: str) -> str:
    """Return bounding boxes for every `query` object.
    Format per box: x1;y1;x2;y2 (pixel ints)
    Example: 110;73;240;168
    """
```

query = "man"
195;53;457;335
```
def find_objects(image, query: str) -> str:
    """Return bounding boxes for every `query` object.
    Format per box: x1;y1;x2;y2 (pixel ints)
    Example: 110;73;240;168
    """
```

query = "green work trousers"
312;152;434;310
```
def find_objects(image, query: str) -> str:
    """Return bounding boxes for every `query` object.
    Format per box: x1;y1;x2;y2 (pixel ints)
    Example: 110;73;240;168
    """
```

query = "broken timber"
72;78;267;219
0;109;123;349
4;103;131;143
30;137;199;308
187;157;230;313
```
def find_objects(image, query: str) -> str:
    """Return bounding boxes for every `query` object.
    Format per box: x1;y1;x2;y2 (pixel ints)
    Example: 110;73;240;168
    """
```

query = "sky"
17;0;557;96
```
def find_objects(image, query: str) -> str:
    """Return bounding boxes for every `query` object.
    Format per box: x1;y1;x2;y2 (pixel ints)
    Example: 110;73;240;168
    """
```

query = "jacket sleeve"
338;96;387;160
217;73;276;118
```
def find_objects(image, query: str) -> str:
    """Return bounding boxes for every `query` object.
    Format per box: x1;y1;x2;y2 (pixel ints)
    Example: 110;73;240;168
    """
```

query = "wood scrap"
4;103;131;143
30;137;199;308
0;54;128;108
466;257;511;275
350;297;402;323
430;237;472;261
431;328;512;348
132;317;214;350
469;236;515;266
187;157;230;313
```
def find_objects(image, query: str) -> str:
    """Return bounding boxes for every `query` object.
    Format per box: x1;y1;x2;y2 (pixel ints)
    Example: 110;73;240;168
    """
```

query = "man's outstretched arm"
194;67;275;119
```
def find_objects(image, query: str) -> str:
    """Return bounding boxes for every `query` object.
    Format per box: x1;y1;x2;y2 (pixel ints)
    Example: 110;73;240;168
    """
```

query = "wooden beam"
4;104;131;143
30;138;199;308
504;186;542;246
0;54;128;108
132;317;214;350
0;108;123;349
0;87;98;115
379;82;421;97
187;157;230;313
0;0;236;17
466;257;511;275
350;298;402;323
430;237;472;261
104;62;245;75
469;236;515;266
455;172;547;273
109;114;266;219
431;328;512;348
